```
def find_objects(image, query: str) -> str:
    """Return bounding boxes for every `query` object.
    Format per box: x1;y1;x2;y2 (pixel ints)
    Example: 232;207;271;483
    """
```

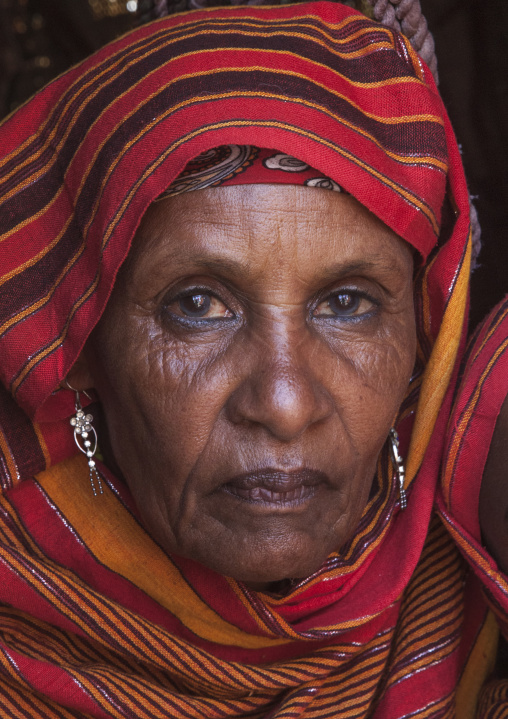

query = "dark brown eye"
313;291;374;318
166;291;235;321
328;293;359;315
179;293;211;317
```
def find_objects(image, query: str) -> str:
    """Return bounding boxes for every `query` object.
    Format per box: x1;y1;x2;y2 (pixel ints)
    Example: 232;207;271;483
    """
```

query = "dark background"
1;0;506;330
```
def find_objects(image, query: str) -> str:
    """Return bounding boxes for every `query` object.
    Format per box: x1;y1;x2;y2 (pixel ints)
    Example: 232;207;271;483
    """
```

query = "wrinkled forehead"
137;143;414;271
118;181;416;308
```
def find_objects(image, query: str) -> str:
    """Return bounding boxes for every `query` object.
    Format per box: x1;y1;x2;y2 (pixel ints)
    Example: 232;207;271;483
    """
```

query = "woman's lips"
222;469;327;506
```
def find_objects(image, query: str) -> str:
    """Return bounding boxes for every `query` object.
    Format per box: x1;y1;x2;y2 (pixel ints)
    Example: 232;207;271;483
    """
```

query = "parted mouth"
222;468;327;504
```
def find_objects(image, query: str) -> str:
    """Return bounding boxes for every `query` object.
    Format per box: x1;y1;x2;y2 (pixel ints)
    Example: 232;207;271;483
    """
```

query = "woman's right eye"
165;291;235;320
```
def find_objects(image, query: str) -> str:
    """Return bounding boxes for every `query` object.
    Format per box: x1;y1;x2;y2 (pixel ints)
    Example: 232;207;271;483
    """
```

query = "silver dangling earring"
389;428;407;510
66;382;103;496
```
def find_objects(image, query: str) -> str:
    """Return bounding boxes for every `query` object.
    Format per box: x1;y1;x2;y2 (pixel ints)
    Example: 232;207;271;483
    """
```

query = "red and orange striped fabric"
0;2;505;716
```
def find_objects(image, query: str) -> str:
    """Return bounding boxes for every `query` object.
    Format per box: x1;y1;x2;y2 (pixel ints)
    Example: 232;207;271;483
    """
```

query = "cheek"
323;313;416;429
89;319;236;501
351;333;415;401
326;320;416;520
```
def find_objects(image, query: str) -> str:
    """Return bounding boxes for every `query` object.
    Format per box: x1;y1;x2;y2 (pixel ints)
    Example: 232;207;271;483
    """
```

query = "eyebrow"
198;256;249;277
184;255;406;282
318;257;406;281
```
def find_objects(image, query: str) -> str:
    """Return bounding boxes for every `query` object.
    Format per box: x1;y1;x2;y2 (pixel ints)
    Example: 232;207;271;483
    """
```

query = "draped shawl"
0;2;506;716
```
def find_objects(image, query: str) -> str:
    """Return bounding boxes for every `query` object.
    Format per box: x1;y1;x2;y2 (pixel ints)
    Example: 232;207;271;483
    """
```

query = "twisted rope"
367;0;437;80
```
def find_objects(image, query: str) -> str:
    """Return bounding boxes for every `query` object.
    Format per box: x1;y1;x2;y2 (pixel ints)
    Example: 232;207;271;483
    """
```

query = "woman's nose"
225;330;334;441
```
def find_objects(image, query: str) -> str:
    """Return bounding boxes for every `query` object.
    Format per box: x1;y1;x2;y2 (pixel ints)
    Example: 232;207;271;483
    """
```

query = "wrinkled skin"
69;185;416;590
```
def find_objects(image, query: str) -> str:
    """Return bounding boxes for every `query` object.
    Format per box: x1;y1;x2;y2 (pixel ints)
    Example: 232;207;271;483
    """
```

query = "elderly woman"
0;0;507;716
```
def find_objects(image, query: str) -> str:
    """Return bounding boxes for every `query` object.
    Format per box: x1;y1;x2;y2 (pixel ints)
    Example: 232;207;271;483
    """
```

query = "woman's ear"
63;351;95;392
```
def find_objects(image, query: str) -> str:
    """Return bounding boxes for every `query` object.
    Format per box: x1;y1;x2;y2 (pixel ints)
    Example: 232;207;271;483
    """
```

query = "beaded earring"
66;383;103;496
389;428;407;510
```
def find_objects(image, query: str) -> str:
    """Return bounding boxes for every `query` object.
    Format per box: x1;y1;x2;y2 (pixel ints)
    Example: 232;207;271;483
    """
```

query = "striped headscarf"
1;2;505;717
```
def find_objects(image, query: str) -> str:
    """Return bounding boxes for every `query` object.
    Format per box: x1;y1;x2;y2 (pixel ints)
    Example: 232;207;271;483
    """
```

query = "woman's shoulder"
438;294;508;616
462;294;508;575
480;357;508;575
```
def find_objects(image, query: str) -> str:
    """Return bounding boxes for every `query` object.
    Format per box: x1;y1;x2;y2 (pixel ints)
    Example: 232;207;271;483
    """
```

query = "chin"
227;555;330;592
185;534;342;590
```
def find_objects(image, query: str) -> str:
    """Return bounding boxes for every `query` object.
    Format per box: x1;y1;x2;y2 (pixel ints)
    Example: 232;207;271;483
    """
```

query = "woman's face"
81;184;416;588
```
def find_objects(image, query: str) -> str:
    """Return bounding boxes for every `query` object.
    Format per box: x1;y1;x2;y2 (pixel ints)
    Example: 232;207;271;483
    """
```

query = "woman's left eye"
168;291;234;320
313;291;375;318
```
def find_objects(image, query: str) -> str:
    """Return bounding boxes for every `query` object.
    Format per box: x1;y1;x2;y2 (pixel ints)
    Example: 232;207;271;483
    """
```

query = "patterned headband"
159;145;344;200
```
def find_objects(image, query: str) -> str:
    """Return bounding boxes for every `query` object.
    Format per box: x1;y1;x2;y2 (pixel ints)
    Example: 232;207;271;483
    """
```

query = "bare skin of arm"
479;392;508;575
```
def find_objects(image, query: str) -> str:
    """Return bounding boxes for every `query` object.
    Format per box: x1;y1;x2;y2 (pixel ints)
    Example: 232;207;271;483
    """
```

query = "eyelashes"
159;286;238;329
160;286;379;327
